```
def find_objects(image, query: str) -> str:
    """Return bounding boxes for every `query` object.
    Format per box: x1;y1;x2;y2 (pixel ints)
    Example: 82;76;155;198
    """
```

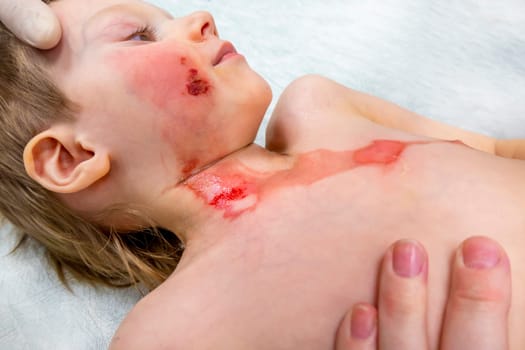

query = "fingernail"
393;240;425;278
350;304;376;340
462;237;501;269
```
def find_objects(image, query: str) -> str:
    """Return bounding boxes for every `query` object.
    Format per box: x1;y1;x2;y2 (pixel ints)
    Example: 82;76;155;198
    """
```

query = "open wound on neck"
184;139;461;219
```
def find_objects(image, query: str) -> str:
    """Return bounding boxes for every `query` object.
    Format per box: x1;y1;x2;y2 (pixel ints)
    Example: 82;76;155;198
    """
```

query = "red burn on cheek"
109;47;214;113
109;46;192;110
186;69;210;96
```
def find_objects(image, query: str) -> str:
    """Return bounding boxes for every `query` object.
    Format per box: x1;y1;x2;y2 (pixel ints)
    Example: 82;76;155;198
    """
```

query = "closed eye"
127;25;157;42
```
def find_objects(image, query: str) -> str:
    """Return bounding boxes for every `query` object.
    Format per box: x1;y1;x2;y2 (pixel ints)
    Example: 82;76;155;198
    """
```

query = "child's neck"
156;144;293;240
164;137;419;236
179;139;421;227
183;144;294;219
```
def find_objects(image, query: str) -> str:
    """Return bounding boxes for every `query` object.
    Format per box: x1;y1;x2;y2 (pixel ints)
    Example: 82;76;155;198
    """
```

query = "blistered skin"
185;140;455;218
186;172;258;218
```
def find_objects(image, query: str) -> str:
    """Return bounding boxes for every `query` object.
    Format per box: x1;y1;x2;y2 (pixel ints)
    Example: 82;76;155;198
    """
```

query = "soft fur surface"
1;0;525;348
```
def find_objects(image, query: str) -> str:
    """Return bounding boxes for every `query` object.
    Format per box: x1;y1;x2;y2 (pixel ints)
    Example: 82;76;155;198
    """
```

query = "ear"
23;125;110;194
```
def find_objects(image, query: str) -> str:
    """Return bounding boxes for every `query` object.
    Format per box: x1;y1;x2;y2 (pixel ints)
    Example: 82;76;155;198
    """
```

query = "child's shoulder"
266;75;499;156
265;75;369;153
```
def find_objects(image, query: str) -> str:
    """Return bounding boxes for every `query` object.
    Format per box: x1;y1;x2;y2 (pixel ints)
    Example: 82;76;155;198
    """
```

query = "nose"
182;11;218;42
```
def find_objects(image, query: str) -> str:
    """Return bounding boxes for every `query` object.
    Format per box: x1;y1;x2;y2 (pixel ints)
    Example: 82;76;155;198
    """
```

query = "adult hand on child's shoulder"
335;236;510;350
0;0;61;49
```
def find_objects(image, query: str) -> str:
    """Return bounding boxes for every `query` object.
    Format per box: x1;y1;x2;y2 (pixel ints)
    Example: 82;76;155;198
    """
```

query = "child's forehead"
51;0;167;28
43;0;168;79
47;0;172;51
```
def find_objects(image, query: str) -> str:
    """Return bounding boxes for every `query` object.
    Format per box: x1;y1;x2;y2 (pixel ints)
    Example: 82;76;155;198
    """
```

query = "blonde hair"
0;2;183;289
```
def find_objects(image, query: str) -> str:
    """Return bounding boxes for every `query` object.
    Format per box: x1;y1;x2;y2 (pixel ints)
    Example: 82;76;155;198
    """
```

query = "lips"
213;42;238;66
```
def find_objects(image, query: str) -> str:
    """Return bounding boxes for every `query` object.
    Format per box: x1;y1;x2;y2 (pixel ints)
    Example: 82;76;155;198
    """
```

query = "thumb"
0;0;61;49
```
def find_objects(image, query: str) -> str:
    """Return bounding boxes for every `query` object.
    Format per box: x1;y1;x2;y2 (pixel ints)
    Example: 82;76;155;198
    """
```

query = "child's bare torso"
112;81;525;349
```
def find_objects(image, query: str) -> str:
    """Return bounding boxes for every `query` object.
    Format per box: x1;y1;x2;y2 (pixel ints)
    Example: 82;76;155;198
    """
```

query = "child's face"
47;0;272;184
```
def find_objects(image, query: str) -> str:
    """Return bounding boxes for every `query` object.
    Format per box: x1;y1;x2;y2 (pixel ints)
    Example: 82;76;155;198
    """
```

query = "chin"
237;64;272;102
247;73;273;113
254;71;273;102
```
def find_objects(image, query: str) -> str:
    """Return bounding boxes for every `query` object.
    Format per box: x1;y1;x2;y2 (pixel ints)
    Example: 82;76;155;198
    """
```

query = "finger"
440;236;511;350
378;239;429;350
0;0;61;49
335;303;377;350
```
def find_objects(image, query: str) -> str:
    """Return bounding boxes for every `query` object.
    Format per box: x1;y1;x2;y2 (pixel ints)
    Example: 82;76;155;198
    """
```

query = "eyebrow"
84;3;173;35
84;5;141;33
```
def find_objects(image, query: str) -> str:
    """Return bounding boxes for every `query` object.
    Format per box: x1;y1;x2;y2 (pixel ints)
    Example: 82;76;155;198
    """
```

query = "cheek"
107;46;220;175
108;45;213;111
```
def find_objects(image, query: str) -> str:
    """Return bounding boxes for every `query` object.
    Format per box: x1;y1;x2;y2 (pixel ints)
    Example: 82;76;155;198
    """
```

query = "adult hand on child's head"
335;236;511;350
0;0;61;49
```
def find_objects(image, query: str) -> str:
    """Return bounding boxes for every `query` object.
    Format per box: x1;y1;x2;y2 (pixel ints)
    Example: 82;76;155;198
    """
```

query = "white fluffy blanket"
1;0;525;348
